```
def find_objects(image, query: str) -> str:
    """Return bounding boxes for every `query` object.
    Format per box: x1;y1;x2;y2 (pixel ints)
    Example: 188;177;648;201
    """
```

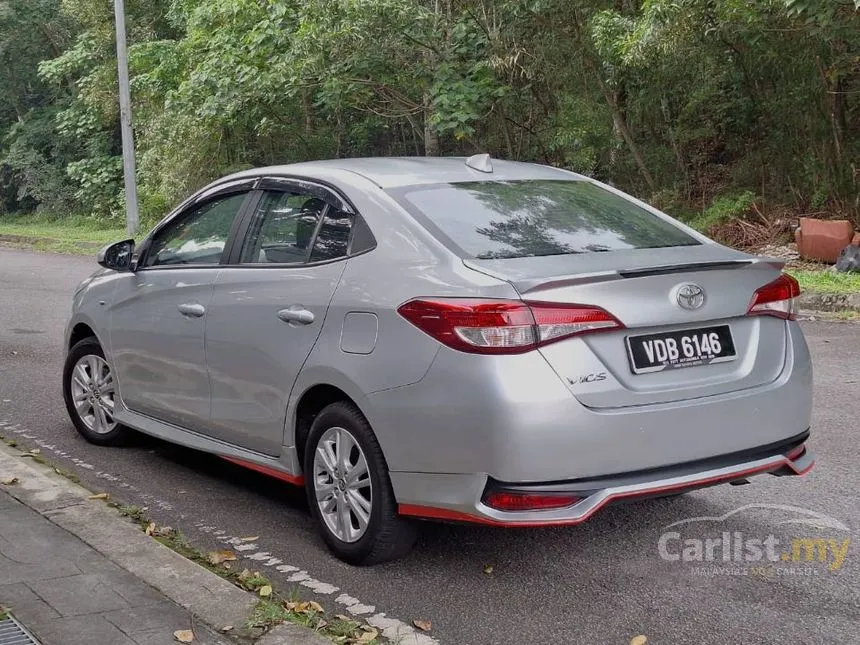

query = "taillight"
396;298;623;354
484;491;580;512
747;274;800;320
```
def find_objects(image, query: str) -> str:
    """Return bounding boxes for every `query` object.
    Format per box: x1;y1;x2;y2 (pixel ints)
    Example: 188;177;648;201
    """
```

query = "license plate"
625;325;736;374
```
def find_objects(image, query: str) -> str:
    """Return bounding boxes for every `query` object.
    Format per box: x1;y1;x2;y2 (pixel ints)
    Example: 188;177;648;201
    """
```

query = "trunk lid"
465;244;789;408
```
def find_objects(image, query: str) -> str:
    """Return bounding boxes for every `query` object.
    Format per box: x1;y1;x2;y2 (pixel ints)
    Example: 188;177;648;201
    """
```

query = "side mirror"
97;239;135;271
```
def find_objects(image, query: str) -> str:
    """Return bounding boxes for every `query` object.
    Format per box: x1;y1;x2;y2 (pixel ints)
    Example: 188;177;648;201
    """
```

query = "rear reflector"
397;298;622;354
484;491;580;512
785;443;806;460
748;274;800;320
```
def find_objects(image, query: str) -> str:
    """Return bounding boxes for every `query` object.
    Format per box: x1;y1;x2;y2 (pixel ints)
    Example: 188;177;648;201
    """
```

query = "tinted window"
239;192;326;264
395;180;699;259
144;192;247;267
309;210;353;262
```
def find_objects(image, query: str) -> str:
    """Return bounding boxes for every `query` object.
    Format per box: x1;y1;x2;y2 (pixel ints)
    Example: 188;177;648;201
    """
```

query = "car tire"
63;337;129;446
304;401;417;565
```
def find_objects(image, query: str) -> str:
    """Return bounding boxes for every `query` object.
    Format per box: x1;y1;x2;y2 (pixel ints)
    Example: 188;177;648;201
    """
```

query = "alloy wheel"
313;426;373;543
69;354;117;435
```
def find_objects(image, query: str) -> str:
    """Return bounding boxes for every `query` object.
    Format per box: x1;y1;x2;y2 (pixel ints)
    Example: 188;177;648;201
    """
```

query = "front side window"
143;192;247;267
393;180;699;259
239;192;327;264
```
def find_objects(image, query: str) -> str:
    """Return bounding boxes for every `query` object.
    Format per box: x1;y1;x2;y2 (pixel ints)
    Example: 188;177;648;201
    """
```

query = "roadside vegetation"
0;0;856;240
789;270;860;295
0;213;128;254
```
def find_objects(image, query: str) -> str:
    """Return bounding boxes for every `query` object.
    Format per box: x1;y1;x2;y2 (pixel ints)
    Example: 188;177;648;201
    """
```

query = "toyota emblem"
675;283;705;310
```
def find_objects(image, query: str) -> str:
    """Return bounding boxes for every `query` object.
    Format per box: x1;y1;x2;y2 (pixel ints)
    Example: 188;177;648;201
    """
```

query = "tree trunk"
590;63;656;191
423;92;439;156
301;89;314;134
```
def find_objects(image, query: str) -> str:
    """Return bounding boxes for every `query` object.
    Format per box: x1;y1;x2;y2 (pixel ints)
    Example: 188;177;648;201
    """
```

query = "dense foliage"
0;0;857;228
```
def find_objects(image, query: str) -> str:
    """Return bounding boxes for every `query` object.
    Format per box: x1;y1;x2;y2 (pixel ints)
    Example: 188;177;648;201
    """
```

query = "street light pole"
113;0;139;237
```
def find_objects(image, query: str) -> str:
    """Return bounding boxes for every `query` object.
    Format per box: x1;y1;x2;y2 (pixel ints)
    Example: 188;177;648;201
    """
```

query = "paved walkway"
0;489;231;645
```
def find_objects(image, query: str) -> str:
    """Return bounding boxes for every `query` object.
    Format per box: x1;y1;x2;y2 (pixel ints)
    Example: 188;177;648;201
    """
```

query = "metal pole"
113;0;139;237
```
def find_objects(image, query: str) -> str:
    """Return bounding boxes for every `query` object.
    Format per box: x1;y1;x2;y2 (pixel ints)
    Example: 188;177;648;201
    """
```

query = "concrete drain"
0;615;41;645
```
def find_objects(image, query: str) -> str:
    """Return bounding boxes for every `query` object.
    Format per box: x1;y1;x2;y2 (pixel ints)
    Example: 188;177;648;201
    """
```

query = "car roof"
227;156;584;189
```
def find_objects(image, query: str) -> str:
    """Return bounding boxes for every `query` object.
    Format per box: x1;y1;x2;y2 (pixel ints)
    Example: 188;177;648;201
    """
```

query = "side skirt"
114;407;303;484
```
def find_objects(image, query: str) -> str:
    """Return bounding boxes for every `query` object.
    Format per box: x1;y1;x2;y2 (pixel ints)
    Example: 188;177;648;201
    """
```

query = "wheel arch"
68;322;98;349
292;383;365;468
66;315;108;353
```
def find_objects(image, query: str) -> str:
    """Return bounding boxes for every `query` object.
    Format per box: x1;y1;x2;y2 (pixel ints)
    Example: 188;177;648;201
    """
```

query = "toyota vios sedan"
64;155;813;564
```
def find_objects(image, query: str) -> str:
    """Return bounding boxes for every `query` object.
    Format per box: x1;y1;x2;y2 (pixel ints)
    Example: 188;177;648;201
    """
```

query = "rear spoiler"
512;258;783;295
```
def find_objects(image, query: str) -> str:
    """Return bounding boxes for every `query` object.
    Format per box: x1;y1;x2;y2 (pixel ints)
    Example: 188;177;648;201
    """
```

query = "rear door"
203;183;354;455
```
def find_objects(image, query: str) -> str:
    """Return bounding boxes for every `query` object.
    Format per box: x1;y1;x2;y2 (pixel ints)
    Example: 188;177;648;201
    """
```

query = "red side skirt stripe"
222;456;305;486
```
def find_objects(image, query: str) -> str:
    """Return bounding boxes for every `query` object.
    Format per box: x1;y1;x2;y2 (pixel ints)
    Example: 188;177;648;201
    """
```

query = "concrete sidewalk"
0;442;327;645
0;488;232;645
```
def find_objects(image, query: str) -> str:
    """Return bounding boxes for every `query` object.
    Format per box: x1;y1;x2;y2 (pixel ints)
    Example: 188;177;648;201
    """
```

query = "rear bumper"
396;435;813;526
369;321;812;482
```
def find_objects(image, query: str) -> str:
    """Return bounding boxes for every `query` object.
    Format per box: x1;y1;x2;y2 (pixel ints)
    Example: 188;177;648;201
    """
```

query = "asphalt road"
1;246;858;645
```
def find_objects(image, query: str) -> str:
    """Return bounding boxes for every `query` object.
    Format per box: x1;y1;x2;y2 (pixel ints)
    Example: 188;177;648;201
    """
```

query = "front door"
204;188;354;455
109;191;251;431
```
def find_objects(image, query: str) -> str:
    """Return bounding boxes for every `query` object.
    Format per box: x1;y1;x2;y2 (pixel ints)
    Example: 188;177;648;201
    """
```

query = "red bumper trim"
221;456;304;486
399;448;813;527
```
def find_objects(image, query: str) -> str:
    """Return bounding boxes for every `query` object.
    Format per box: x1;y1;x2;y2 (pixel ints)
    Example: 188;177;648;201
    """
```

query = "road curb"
0;442;329;645
797;291;860;313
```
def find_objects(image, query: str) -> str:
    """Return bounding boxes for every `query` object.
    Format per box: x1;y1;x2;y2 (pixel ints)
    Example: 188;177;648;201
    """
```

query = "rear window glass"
393;180;699;259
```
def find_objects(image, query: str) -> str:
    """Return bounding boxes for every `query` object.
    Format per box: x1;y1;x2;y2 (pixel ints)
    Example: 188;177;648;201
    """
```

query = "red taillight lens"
396;298;622;354
484;491;580;512
748;274;801;320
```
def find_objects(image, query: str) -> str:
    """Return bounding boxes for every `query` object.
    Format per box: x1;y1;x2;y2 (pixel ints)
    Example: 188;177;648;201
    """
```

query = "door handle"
278;306;315;326
178;303;206;318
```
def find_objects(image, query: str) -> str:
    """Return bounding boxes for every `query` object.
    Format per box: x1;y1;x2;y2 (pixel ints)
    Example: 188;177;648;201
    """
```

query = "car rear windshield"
392;180;699;259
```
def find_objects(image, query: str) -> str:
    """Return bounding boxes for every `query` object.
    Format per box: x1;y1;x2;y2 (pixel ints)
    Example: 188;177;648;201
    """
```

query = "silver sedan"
63;156;813;564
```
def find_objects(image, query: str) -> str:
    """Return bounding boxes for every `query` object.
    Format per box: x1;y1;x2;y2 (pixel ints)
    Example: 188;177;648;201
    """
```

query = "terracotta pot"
794;218;855;263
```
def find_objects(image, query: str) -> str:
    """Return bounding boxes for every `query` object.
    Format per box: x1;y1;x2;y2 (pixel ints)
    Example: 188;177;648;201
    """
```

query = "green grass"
0;213;130;255
788;270;860;295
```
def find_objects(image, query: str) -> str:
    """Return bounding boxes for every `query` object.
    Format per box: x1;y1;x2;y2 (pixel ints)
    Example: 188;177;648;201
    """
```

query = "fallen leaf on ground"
29;448;40;454
630;636;647;645
259;585;272;598
413;619;432;631
483;565;494;574
315;619;328;630
207;550;237;565
1;476;19;485
357;629;378;643
173;630;194;643
220;626;233;633
334;614;354;622
308;600;324;613
88;493;109;500
144;522;156;536
239;536;259;541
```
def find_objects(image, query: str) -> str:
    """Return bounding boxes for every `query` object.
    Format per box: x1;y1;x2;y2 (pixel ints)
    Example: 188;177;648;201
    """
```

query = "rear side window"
309;210;353;262
239;191;326;264
393;180;699;259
